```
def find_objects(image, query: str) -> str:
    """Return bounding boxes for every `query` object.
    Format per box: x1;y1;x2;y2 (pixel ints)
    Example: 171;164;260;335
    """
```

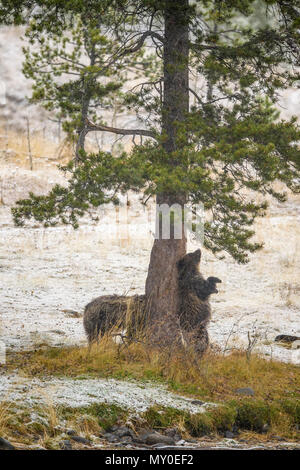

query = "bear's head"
177;249;201;279
207;276;222;294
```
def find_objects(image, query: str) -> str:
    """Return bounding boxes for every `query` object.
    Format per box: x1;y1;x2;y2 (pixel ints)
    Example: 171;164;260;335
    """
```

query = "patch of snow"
0;373;214;414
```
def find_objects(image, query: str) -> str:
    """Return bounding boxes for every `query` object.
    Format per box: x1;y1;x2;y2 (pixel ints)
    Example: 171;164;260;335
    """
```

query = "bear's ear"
193;249;201;262
207;276;222;284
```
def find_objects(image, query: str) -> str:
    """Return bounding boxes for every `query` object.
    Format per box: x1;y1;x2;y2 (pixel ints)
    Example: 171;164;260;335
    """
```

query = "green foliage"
141;399;300;437
142;405;185;429
60;402;128;431
235;399;280;431
8;0;300;262
23;13;126;145
12;150;148;228
84;402;128;430
280;399;300;427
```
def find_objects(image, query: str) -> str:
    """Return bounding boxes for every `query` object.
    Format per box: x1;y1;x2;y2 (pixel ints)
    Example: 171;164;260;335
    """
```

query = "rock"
120;436;133;444
0;437;15;450
262;424;269;433
291;340;300;350
164;428;182;442
113;426;135;439
59;440;72;450
144;433;175;446
225;431;235;439
131;436;144;444
191;400;205;406
70;436;91;445
109;425;120;432
275;335;300;344
176;439;186;446
235;387;255;396
103;433;119;443
131;428;150;443
232;425;239;436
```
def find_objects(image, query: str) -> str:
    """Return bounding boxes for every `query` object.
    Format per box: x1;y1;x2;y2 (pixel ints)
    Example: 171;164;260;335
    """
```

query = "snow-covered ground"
0;162;299;364
0;372;215;413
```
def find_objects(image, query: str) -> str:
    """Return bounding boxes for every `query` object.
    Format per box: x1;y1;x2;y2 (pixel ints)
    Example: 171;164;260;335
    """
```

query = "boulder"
70;436;91;445
235;387;255;396
0;437;15;450
144;432;175;446
59;440;72;450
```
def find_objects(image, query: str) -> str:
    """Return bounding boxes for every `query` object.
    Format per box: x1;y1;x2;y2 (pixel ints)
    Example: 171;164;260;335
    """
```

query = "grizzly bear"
83;248;221;355
177;249;221;354
83;294;145;345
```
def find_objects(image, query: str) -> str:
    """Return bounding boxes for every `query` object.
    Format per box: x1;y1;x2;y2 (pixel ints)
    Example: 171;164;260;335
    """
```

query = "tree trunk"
145;0;190;339
75;44;96;162
75;80;92;162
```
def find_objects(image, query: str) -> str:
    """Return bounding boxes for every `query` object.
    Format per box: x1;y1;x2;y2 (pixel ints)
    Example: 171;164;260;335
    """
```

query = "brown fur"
177;249;221;354
83;294;146;344
83;249;221;356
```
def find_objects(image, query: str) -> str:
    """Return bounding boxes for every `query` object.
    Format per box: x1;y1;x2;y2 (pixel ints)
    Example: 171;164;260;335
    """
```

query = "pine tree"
7;0;300;339
22;10;150;159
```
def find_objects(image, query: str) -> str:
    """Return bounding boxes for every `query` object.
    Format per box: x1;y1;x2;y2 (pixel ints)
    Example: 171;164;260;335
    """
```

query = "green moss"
59;402;128;431
142;405;185;429
142;404;235;437
280;399;300;426
235;400;279;432
83;403;128;430
186;412;214;436
142;400;300;438
208;405;237;432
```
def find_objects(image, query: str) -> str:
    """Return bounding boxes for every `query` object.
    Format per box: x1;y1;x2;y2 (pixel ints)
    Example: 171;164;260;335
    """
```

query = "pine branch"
123;31;165;54
85;119;156;139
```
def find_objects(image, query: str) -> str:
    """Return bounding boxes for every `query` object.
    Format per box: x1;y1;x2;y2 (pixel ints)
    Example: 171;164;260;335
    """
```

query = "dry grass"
0;401;104;449
7;338;300;403
0;126;110;170
279;282;300;308
0;402;12;436
0;127;72;169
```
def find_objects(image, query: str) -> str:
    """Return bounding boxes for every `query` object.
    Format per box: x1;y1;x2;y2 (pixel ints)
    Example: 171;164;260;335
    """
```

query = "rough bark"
75;43;96;162
145;0;190;338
